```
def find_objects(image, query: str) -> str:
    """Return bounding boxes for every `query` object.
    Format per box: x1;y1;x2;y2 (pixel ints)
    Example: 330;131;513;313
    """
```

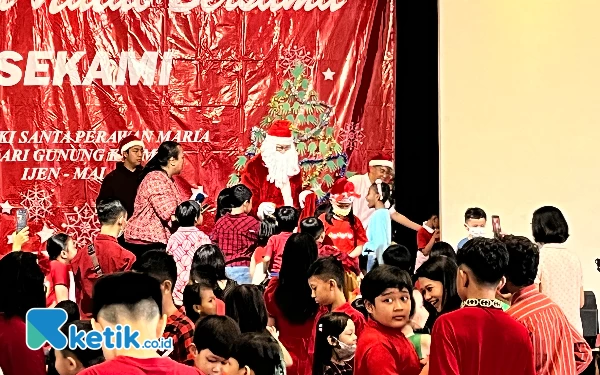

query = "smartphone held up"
16;208;28;233
491;215;502;239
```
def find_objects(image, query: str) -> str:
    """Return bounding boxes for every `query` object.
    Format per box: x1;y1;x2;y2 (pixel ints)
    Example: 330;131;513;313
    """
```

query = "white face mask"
333;339;356;361
468;226;485;238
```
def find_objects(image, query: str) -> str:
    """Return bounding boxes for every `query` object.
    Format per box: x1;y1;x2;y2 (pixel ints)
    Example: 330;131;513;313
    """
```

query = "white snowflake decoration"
20;186;53;222
62;203;100;246
339;121;366;152
279;45;316;77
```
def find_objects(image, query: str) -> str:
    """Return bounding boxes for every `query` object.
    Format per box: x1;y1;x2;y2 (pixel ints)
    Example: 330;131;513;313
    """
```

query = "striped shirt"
507;285;592;375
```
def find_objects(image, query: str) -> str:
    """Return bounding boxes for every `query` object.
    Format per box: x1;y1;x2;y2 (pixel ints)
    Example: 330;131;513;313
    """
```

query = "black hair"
182;280;215;324
47;233;70;261
456;237;509;286
229;184;253;208
274;233;319;324
175;200;200;227
191;244;228;284
464;207;487;222
139;141;181;182
415;256;461;314
132;250;177;289
230;332;284;375
216;187;233;221
532;206;570;244
274;206;299;233
91;272;162;322
369;180;392;203
300;217;325;240
193;315;241;359
314;202;331;219
60;321;105;368
96;199;127;225
0;252;45;320
313;312;351;375
382;244;413;273
307;257;345;291
430;242;456;260
501;235;539;287
258;215;278;247
225;285;268;334
55;300;80;325
360;265;415;317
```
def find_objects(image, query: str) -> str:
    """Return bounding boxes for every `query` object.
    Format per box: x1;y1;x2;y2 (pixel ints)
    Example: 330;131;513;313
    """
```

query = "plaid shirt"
162;307;195;365
125;171;183;245
210;213;260;267
167;227;211;305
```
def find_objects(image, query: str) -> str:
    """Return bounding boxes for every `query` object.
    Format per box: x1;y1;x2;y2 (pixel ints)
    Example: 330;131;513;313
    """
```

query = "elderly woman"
532;206;584;335
124;141;185;257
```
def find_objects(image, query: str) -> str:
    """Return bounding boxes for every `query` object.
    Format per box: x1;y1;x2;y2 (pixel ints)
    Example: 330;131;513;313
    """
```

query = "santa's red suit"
241;154;303;217
240;120;305;218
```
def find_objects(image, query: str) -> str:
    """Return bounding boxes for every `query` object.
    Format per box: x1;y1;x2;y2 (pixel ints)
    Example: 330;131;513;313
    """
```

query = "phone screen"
16;209;27;233
492;215;501;238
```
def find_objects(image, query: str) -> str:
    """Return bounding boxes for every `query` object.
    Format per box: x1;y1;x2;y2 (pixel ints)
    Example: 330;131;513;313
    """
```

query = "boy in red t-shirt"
45;233;78;307
262;206;299;277
308;256;366;356
415;214;440;271
78;272;200;375
355;266;422;375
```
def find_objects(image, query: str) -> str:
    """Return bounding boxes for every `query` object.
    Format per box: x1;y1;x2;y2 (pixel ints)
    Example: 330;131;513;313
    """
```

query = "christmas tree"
229;64;347;199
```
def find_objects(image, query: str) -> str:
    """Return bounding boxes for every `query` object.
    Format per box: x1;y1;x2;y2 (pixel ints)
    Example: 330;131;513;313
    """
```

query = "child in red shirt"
262;206;299;277
308;257;366;337
45;233;78;307
355;265;422;375
191;315;241;375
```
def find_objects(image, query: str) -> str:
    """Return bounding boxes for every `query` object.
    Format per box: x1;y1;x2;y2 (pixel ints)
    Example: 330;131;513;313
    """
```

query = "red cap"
118;135;144;154
329;178;360;204
369;152;393;169
267;120;293;139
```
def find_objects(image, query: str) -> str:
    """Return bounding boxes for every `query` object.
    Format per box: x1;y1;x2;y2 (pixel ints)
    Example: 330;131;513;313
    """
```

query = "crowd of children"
0;162;596;375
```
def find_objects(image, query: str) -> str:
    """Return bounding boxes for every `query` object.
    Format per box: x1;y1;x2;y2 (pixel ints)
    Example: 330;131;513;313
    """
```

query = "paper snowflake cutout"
62;203;100;246
20;186;53;222
279;46;315;77
339;122;366;151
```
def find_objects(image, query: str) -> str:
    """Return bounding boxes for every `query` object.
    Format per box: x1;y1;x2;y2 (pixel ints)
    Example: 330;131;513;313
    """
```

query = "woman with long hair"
532;205;583;334
0;252;46;375
190;244;237;300
124;141;185;256
264;233;319;375
415;255;462;327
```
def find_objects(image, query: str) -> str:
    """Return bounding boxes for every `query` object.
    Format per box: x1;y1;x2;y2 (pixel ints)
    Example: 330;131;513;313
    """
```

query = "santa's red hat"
369;152;393;169
119;135;144;154
266;120;293;145
329;178;360;204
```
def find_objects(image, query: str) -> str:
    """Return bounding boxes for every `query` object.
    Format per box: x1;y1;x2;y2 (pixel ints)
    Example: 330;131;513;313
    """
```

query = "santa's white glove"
258;202;276;220
299;190;314;209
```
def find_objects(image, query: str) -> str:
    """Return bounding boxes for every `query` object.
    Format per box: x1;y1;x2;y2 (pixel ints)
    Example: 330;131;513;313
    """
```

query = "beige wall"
439;0;600;294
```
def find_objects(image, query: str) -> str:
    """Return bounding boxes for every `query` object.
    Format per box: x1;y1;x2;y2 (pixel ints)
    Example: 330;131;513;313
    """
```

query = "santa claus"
241;120;304;218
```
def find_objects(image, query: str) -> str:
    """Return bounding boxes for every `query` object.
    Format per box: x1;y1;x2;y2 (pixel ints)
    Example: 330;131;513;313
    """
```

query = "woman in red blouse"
264;233;319;375
124;141;185;256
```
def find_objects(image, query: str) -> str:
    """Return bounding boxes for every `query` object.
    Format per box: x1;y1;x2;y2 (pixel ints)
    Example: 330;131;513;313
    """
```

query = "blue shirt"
457;237;469;250
364;208;392;265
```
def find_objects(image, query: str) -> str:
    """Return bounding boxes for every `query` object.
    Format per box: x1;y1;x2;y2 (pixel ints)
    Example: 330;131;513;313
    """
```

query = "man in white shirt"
348;153;421;231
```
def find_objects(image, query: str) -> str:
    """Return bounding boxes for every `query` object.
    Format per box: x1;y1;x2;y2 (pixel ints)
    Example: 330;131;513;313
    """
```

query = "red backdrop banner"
0;0;395;254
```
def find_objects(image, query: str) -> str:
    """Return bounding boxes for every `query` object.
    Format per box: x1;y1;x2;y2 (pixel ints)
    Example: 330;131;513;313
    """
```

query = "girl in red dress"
264;233;319;375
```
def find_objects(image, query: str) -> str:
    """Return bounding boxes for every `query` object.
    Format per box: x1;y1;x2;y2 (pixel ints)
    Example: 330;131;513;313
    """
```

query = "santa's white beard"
261;142;300;189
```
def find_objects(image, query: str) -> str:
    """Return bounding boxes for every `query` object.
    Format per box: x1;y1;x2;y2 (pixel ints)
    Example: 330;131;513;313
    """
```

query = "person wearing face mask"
70;199;136;319
313;312;357;375
457;207;487;250
318;178;368;292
